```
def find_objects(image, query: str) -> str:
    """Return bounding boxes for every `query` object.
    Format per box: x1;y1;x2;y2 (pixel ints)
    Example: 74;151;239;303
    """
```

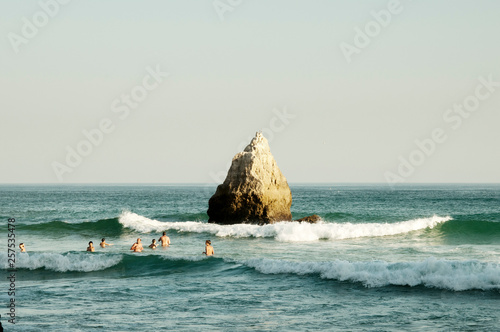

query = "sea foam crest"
8;253;122;272
242;257;500;291
119;211;451;242
159;255;206;262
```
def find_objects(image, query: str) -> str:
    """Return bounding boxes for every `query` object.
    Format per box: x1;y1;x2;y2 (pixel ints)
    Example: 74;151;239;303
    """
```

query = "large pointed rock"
208;132;292;224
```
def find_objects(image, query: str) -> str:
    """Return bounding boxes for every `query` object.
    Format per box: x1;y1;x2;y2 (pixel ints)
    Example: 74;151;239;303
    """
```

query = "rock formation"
296;214;321;223
208;132;292;224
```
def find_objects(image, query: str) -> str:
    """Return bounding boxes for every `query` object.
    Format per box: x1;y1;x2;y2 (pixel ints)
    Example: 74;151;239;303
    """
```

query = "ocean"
1;184;499;331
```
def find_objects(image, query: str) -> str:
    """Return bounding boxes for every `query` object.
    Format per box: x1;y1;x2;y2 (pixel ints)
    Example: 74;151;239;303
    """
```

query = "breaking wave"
119;211;451;242
242;257;500;291
8;252;122;272
8;251;498;291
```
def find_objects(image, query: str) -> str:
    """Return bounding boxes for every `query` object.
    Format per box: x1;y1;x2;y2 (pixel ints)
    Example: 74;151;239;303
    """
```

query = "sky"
1;0;499;184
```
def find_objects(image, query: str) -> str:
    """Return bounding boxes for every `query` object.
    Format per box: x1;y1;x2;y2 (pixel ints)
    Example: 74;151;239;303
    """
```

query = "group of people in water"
84;231;214;256
18;231;214;256
128;231;171;252
19;232;215;256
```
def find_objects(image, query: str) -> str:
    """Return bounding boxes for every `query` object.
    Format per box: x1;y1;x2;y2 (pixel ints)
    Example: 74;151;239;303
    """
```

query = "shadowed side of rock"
208;184;292;224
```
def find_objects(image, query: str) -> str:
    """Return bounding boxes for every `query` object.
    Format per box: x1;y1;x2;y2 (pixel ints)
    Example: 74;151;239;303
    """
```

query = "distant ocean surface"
1;184;499;331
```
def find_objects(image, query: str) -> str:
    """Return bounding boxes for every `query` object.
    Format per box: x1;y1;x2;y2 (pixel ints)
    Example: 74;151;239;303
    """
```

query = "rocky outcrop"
208;132;292;224
295;214;321;223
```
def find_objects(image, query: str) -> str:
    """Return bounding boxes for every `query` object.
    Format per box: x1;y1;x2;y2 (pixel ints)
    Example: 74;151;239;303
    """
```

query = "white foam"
242;257;500;291
119;211;451;242
8;252;122;272
159;255;206;262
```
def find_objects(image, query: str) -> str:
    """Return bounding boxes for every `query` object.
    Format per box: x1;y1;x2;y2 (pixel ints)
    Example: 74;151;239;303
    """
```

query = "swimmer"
130;238;143;252
19;243;26;252
203;240;214;256
158;231;170;247
87;241;95;252
149;239;157;249
100;238;113;248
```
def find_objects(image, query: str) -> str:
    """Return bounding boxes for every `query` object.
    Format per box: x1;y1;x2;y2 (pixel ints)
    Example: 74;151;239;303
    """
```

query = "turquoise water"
1;184;499;331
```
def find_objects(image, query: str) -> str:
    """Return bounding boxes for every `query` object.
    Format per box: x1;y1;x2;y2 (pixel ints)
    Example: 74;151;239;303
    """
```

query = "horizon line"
1;182;499;186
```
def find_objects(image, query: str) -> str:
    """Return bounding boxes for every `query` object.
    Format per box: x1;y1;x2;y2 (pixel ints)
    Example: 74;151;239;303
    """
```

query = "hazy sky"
1;0;499;184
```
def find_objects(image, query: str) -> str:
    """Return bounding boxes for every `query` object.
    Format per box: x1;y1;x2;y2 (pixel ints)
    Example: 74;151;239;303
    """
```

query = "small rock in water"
295;214;321;223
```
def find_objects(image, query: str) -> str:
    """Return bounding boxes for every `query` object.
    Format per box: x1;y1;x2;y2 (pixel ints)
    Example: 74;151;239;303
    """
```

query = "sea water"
1;184;499;331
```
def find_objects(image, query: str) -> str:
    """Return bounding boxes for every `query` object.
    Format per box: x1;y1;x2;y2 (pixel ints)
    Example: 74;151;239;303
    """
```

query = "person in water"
158;231;170;247
149;239;157;249
130;238;143;252
19;243;26;252
203;240;214;256
100;238;113;248
87;241;95;252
